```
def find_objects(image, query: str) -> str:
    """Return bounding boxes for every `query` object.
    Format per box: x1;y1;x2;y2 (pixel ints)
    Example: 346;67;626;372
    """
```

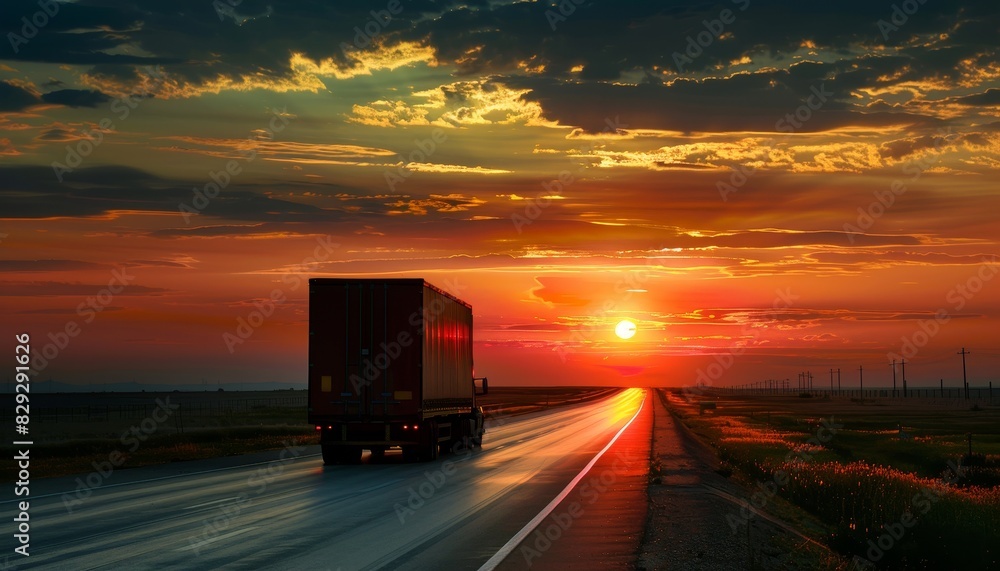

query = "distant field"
666;389;1000;569
1;386;616;481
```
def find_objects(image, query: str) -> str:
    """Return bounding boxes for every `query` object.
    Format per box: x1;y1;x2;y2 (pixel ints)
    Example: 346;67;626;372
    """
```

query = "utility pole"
837;368;841;395
859;365;864;399
891;359;897;397
900;358;907;397
830;368;834;393
958;347;970;400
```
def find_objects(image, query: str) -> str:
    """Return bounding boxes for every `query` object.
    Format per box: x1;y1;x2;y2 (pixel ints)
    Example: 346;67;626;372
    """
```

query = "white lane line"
175;526;259;551
477;390;646;571
184;497;243;510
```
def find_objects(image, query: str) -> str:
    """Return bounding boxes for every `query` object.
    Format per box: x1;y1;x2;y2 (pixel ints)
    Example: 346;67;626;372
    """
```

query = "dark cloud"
1;1;995;134
502;322;573;332
415;2;993;132
878;133;956;160
36;128;81;141
0;259;108;272
410;0;996;76
1;0;175;65
3;0;432;83
683;307;982;325
0;164;436;225
151;223;283;238
810;251;999;267
954;89;1000;106
125;259;193;268
507;73;937;133
0;80;39;111
0;165;403;223
0;281;168;296
41;89;112;108
16;307;126;314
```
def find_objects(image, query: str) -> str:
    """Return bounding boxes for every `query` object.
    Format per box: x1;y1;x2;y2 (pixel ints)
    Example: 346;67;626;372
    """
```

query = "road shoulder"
639;389;843;570
494;389;652;570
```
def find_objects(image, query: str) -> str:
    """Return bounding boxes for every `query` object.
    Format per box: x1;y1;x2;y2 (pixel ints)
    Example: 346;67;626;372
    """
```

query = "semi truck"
308;278;487;464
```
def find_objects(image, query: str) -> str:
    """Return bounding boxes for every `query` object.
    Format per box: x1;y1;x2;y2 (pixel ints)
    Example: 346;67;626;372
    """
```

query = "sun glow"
615;320;637;340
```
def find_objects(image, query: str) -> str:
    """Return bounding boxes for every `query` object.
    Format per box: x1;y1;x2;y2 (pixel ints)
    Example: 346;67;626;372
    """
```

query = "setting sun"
615;320;637;340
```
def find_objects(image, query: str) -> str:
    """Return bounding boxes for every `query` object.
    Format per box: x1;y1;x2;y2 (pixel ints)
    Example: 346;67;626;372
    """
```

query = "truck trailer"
308;278;487;464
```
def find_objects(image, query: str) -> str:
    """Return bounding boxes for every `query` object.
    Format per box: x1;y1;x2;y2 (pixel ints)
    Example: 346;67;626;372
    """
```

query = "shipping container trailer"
308;278;487;464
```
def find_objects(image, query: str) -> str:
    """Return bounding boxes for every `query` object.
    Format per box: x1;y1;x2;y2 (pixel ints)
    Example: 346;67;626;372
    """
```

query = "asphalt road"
5;388;646;570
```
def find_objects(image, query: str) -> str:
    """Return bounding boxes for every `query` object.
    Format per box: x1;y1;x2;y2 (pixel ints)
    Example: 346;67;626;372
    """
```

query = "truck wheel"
421;437;438;461
421;421;439;461
423;441;438;461
322;444;337;465
472;409;485;447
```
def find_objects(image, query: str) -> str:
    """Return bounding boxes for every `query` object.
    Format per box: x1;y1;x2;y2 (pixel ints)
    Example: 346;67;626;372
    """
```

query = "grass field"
666;389;1000;569
1;387;612;481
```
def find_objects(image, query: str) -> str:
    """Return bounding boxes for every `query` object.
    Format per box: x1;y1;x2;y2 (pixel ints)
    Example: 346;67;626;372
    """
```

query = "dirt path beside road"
639;389;843;570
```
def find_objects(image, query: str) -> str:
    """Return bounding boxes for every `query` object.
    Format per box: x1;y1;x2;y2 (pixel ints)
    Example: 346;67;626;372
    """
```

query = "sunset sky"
2;0;999;389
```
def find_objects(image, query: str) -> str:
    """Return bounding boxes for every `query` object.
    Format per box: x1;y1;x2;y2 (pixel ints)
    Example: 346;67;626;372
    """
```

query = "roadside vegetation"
665;389;1000;569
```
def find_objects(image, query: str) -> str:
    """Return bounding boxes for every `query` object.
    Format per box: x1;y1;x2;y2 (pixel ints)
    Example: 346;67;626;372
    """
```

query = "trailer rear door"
309;280;423;421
